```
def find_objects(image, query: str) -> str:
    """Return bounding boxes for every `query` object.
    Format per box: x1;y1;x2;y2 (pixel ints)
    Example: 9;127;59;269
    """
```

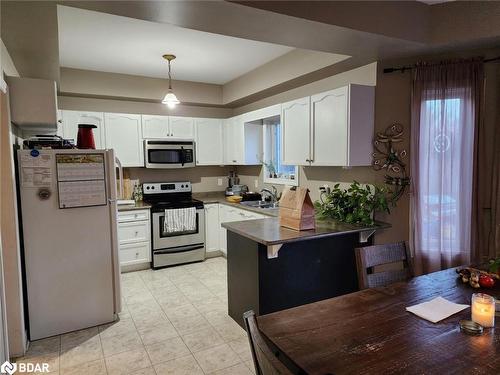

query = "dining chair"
243;310;293;375
355;241;412;289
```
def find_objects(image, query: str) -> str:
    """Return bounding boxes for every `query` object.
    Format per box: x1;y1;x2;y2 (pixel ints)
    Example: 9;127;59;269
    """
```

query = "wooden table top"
257;268;500;375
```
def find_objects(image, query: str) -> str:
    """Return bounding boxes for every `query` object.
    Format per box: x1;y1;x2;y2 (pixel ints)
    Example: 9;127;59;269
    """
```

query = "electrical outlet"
254;179;259;188
217;178;223;186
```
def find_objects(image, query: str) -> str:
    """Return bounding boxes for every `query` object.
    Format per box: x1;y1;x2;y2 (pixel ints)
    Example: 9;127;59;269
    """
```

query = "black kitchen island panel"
227;230;369;328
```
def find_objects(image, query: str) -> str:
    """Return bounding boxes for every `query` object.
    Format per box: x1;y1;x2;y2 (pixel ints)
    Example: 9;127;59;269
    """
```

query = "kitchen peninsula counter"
224;215;391;328
221;217;390;246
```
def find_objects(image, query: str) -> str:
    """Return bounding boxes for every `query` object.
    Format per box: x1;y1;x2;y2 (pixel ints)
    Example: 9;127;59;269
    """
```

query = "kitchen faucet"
260;186;278;203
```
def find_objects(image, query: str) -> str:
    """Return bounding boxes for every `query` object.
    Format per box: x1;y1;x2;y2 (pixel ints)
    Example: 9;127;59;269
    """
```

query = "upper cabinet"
169;116;195;138
281;97;311;166
223;116;262;165
282;84;375;167
104;113;143;167
141;115;194;139
195;118;224;165
60;110;106;149
141;115;169;139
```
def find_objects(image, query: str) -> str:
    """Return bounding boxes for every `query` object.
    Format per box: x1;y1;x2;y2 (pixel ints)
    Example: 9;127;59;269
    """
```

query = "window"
416;93;474;269
262;116;298;186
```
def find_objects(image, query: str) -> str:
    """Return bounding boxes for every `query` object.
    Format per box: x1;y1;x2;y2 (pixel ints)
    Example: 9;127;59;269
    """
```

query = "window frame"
262;121;299;186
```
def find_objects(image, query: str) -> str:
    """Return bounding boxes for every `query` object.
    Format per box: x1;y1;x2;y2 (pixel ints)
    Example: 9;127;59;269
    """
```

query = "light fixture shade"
162;90;180;108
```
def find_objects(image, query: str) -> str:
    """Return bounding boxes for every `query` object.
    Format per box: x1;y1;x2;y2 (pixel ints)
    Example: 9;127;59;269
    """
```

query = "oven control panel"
143;182;192;194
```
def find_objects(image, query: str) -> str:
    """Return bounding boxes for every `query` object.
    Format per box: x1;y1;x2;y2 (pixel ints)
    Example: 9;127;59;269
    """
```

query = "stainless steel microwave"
144;140;196;169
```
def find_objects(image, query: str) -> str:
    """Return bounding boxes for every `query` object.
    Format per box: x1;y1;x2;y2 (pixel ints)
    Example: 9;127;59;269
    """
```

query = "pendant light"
161;54;180;108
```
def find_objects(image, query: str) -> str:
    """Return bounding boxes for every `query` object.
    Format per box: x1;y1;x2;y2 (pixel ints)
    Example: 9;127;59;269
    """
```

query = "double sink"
240;200;279;210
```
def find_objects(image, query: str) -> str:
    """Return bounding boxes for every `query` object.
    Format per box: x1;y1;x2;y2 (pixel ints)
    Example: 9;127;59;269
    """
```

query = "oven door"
145;141;195;169
152;208;205;250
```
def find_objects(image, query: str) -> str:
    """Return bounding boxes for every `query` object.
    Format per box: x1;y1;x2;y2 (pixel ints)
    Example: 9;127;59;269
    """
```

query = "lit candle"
471;293;495;328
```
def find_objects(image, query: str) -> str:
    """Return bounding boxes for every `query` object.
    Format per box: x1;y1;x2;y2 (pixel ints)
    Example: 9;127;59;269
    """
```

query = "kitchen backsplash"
125;166;232;193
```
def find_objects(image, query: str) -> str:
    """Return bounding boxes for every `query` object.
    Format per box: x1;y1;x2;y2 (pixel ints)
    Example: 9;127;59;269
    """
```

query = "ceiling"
57;5;294;85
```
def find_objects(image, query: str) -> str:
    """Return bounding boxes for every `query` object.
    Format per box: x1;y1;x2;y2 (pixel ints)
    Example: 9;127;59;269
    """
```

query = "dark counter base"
227;231;369;328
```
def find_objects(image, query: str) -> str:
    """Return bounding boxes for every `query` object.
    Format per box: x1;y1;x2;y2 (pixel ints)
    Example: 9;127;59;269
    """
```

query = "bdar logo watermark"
1;361;50;374
0;362;16;375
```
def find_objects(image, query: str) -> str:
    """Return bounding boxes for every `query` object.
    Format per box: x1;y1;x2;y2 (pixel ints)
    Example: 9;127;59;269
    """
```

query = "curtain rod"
383;56;500;74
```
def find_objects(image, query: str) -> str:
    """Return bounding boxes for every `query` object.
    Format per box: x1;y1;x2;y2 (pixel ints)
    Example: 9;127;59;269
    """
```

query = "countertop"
193;192;278;217
117;201;152;211
221;217;391;246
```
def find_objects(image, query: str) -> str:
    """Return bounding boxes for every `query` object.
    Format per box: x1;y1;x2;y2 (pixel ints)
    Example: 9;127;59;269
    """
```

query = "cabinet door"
195;118;223;165
141;115;169;139
204;204;220;253
218;205;228;254
169;116;195;139
104;113;143;167
61;110;106;148
310;87;348;166
281;97;311;165
119;242;151;266
223;117;244;165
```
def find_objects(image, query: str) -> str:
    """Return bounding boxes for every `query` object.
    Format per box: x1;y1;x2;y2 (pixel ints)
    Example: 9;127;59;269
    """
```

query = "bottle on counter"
132;182;143;202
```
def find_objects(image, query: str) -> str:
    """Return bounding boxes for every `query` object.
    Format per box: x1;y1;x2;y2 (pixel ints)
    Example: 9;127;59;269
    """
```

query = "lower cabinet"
117;209;151;271
217;204;267;255
204;203;220;254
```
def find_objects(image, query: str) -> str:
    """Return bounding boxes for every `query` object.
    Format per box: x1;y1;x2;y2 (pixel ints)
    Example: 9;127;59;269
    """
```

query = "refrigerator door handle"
115;156;123;199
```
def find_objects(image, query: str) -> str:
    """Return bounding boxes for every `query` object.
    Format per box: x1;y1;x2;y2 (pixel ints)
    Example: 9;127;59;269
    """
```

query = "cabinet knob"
135;231;139;236
305;159;310;162
135;252;139;257
232;160;237;163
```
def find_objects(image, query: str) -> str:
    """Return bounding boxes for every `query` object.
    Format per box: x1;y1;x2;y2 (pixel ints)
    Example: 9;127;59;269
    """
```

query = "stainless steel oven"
143;182;205;269
144;140;195;169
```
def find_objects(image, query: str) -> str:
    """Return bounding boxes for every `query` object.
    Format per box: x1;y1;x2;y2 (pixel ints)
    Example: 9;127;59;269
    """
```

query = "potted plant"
314;181;390;225
262;160;277;178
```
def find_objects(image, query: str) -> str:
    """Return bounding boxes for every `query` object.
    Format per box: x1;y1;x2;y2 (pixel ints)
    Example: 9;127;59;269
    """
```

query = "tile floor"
16;257;255;375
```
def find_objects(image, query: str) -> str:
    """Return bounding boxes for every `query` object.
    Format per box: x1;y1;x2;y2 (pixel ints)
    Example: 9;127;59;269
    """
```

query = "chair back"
243;310;293;375
355;241;412;289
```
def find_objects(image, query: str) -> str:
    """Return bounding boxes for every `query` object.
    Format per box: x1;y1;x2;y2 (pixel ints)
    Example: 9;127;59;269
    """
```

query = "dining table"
257;268;500;374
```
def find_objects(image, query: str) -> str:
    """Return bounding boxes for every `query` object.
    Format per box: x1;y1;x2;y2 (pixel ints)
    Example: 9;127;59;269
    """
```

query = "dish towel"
406;297;469;323
164;207;196;234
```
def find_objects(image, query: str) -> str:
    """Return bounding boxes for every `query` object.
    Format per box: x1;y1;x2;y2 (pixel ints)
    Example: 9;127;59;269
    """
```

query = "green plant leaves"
315;182;390;225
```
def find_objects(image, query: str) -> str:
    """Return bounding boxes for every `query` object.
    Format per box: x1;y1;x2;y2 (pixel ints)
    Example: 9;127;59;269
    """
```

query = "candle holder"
471;293;495;328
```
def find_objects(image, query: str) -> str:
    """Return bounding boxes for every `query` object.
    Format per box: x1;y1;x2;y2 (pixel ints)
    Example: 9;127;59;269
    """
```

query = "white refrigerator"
17;149;121;340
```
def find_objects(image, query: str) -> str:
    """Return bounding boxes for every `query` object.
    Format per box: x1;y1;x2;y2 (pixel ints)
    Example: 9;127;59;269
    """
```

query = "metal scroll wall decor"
372;123;410;203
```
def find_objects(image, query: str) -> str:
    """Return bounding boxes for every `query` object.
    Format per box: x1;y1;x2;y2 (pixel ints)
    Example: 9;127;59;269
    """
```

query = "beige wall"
58;96;233;119
223;50;349;104
1;91;27;358
125;166;231;193
234;62;378;114
0;41;26;357
60;68;224;106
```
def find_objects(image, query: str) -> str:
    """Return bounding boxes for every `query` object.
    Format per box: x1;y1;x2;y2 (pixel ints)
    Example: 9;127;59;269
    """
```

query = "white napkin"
406;297;469;323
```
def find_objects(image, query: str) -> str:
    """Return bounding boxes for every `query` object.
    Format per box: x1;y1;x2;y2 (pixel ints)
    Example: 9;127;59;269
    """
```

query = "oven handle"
154;244;204;255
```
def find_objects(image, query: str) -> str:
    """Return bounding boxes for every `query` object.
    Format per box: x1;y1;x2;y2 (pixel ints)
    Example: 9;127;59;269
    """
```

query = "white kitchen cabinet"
60;110;106;148
223;116;262;165
281;97;311;165
195;118;224;165
104;113;143;167
141;115;169;139
204;203;220;254
310;87;348;166
218;204;267;254
117;209;151;271
169;116;195;138
141;115;194;139
281;85;375;167
311;85;374;166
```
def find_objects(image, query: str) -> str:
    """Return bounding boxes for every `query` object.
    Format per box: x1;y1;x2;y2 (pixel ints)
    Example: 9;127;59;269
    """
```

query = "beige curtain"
410;59;484;275
473;62;500;263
